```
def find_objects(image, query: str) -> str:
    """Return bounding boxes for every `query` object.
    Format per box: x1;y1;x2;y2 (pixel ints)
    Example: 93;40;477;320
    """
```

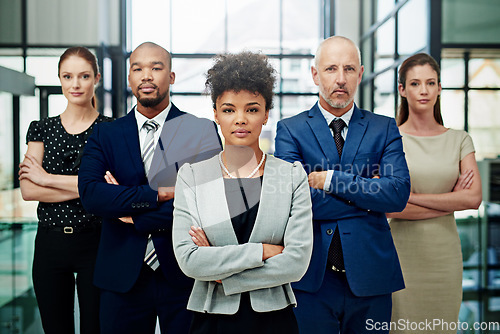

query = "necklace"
218;151;266;179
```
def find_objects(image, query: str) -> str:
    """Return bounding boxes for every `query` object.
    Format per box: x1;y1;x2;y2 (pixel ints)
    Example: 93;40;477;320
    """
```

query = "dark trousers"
32;227;101;334
190;292;299;334
294;270;392;334
100;264;192;334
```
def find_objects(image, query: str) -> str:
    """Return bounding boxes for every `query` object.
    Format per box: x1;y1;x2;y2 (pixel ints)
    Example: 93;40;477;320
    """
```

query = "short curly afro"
205;51;276;110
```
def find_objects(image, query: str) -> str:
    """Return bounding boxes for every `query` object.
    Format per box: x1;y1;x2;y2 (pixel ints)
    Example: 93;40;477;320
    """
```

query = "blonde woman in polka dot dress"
19;47;112;334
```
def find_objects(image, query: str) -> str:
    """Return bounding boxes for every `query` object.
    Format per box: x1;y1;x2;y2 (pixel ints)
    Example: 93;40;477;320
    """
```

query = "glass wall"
442;0;500;45
0;92;14;190
360;0;500;330
441;55;500;160
0;0;22;44
360;0;429;118
129;0;324;152
467;60;500;161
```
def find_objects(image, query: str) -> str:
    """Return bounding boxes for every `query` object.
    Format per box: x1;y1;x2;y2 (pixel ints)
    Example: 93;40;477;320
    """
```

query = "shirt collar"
135;101;172;131
318;102;355;128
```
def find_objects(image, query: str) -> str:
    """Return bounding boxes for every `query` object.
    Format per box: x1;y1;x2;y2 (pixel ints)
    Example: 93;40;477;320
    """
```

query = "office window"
19;93;40;163
26;57;60;86
374;69;395;117
361;0;374;33
171;58;214;94
441;58;465;88
468;90;500;160
440;90;465;130
129;0;322;146
48;95;67;118
441;56;500;160
280;95;318;120
443;0;500;44
468;58;500;159
374;17;395;59
130;0;171;50
397;0;427;57
0;0;22;44
469;59;500;89
361;37;373;75
375;0;395;21
282;0;321;55
281;58;316;94
227;0;280;53
172;1;225;53
0;55;24;72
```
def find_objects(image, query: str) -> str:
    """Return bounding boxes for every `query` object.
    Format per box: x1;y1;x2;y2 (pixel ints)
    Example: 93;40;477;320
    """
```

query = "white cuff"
323;170;334;191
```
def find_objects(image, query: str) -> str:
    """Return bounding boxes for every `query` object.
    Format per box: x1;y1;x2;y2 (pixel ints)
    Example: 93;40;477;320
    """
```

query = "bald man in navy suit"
79;42;221;334
275;36;410;334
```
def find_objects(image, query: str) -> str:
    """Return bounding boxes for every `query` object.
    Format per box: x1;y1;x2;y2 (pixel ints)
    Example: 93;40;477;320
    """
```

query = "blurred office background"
0;0;499;332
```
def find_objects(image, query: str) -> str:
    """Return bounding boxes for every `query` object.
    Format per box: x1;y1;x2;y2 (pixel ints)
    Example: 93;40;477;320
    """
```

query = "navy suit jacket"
78;104;221;293
275;103;410;297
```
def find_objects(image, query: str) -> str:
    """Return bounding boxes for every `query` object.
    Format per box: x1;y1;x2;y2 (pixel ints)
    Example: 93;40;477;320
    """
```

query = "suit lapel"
157;104;185;155
196;157;239;245
306;103;339;164
248;155;277;242
342;106;368;166
166;103;185;121
125;104;186;181
121;110;146;178
198;156;279;246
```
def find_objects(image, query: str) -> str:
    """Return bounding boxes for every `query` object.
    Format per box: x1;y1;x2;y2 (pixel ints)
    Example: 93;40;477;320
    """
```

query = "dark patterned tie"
327;118;346;271
142;120;160;270
329;118;345;158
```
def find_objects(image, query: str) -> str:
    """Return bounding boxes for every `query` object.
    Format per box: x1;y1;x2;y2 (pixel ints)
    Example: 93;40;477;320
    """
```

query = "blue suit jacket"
275;103;410;297
78;104;221;293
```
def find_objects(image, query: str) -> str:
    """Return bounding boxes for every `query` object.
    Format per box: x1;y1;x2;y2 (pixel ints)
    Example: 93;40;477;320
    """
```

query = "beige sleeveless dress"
389;129;475;334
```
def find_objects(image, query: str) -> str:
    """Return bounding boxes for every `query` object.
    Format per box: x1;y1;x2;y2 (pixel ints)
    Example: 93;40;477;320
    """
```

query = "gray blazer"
173;154;313;314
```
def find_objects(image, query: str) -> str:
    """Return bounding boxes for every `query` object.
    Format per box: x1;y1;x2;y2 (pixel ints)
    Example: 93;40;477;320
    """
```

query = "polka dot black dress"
27;113;112;334
26;114;112;229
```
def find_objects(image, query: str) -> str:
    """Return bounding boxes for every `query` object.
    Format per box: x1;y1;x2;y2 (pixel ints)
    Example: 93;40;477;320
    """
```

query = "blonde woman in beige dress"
387;53;482;334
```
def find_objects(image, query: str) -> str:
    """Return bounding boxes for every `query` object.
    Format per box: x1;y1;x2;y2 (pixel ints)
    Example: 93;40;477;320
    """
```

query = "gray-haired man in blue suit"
275;36;410;334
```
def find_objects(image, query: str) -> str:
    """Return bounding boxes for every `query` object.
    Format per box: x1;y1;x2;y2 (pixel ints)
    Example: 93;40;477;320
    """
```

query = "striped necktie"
142;120;160;270
142;120;159;177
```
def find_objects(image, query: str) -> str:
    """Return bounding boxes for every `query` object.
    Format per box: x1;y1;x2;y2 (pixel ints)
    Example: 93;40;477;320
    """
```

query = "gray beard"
320;90;352;109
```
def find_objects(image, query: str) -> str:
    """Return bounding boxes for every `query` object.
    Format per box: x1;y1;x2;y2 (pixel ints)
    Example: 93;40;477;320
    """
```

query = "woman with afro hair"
172;51;313;334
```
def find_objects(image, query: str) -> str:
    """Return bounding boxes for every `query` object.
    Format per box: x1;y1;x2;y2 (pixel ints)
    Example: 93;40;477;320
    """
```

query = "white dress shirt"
135;102;172;153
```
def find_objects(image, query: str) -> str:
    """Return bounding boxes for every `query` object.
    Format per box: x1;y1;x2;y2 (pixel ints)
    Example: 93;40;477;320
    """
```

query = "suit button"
146;203;150;207
326;229;333;235
131;203;136;208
